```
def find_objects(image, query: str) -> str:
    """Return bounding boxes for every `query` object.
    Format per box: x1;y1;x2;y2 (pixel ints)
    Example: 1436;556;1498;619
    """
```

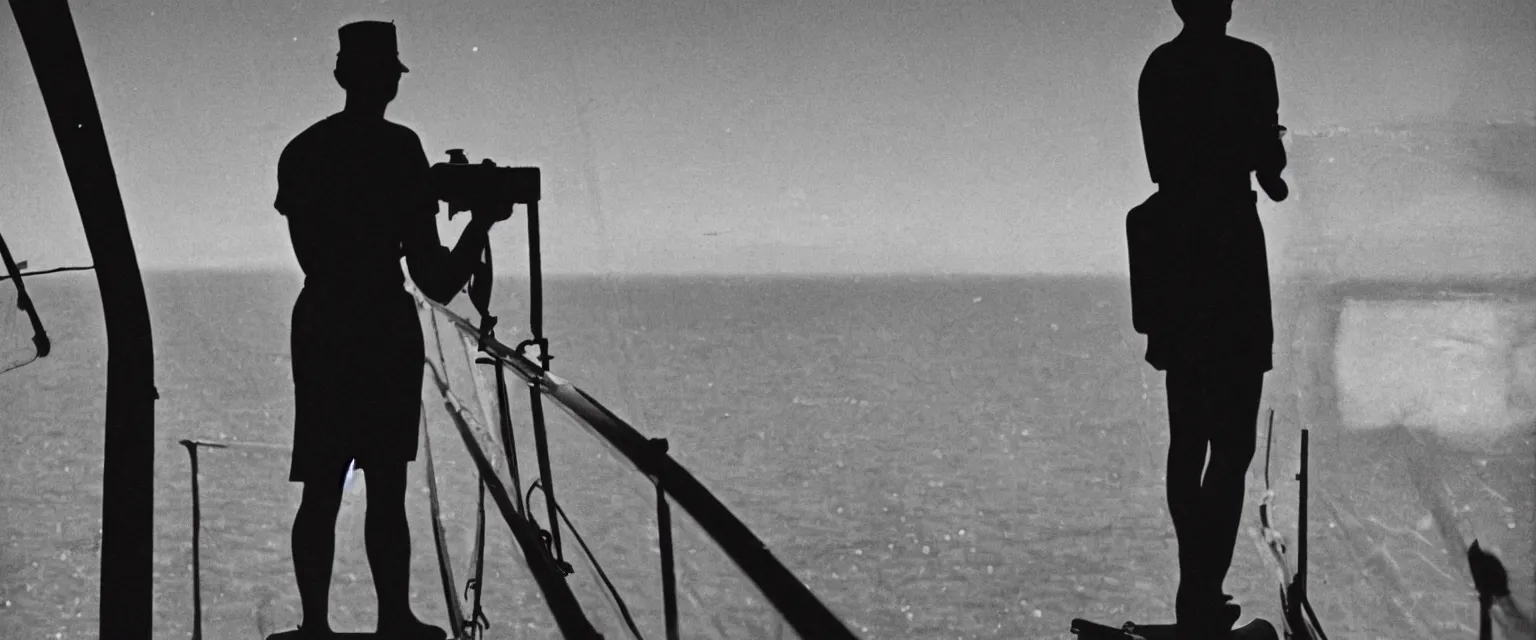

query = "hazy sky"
3;0;1532;274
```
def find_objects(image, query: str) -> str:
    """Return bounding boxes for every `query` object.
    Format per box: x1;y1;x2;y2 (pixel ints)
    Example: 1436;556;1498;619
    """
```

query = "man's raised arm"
400;134;493;305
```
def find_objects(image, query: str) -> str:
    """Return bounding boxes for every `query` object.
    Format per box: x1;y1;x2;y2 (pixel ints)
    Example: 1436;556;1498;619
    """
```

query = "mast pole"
9;2;157;638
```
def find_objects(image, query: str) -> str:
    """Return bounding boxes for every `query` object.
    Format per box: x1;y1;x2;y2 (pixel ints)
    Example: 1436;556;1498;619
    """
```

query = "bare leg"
1165;367;1215;633
1168;365;1261;637
293;464;347;634
364;461;444;638
1198;369;1262;627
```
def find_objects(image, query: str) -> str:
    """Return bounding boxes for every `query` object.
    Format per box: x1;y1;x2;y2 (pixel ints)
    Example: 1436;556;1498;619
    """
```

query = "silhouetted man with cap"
1129;0;1288;637
275;20;507;639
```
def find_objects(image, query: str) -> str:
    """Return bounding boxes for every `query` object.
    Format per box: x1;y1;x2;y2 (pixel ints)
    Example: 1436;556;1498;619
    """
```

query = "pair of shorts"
288;285;426;482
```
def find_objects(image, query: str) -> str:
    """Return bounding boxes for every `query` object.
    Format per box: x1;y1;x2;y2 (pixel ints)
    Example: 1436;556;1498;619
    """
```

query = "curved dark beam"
8;2;158;638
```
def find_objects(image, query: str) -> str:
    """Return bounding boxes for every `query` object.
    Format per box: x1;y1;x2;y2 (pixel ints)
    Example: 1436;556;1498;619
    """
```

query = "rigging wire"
0;264;95;281
445;276;645;640
427;305;491;638
454;335;496;639
420;398;471;637
421;353;603;639
432;280;643;638
526;479;647;640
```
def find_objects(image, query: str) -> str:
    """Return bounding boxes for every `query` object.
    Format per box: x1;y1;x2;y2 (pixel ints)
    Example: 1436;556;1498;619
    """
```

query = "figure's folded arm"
1252;49;1286;177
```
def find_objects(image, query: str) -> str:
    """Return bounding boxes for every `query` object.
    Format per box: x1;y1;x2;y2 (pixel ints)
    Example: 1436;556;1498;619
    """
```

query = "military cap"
337;20;409;73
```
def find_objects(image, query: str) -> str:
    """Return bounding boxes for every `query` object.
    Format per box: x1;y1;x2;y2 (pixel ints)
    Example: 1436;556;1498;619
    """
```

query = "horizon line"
124;265;1131;279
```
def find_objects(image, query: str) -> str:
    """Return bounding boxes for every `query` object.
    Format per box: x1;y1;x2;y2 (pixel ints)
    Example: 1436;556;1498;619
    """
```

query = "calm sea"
0;270;1368;639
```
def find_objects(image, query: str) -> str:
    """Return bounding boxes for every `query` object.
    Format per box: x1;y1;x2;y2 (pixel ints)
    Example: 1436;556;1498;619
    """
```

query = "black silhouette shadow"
1104;0;1291;637
269;20;509;640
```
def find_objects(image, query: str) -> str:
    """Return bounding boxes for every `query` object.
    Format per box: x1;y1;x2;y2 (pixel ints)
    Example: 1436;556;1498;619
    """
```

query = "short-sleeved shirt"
275;111;438;292
1138;32;1280;190
1133;33;1279;372
275;112;438;479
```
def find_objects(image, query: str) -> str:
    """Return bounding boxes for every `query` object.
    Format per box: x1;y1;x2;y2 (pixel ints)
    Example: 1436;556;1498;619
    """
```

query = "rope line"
409;280;860;640
425;297;497;639
420;399;470;637
422;356;601;638
525;480;647;640
448;321;496;639
459;332;525;516
425;280;638;639
463;477;491;638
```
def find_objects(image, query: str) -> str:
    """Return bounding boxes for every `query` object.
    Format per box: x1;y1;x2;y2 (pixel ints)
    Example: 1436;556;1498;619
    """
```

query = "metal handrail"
407;281;860;640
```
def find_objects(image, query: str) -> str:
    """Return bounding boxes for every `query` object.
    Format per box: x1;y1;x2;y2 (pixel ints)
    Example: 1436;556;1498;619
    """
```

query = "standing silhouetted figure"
275;20;504;639
1129;0;1288;638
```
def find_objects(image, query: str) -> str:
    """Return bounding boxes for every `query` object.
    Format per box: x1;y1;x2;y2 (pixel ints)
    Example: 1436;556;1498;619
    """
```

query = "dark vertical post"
525;201;562;562
1479;592;1491;640
179;442;204;640
9;2;157;638
490;360;524;515
527;203;545;354
468;476;488;638
528;364;561;564
1297;428;1309;600
657;480;679;640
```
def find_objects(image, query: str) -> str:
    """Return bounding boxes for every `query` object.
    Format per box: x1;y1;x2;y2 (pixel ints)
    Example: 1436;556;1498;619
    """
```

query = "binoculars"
430;149;541;219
